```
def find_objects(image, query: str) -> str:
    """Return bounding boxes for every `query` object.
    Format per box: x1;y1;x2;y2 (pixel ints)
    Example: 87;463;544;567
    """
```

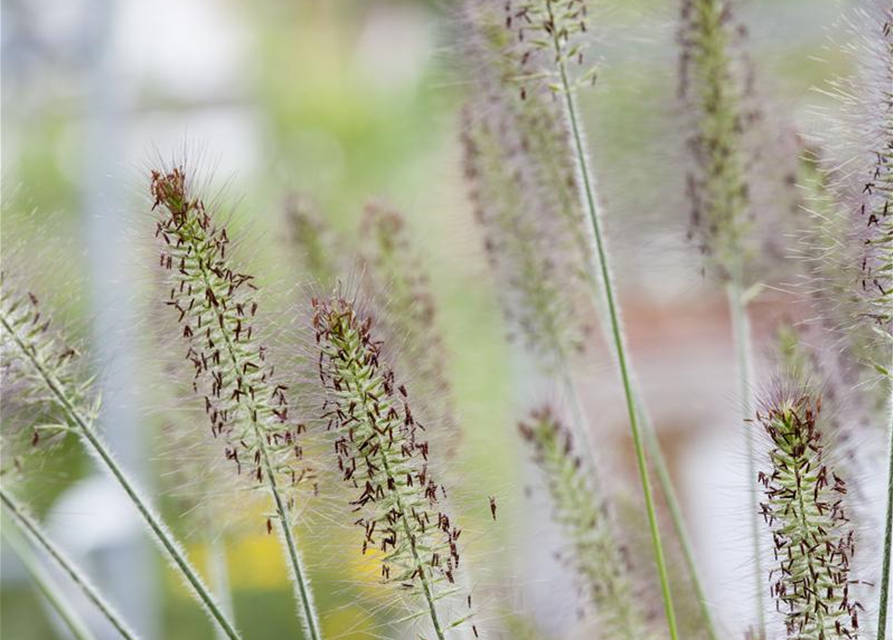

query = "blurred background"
1;0;884;638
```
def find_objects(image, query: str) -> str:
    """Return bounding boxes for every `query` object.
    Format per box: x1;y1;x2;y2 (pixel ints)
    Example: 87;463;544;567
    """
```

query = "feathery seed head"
151;166;313;508
755;386;861;639
0;274;96;462
678;0;758;280
519;406;652;639
311;294;472;632
461;1;596;368
851;6;892;345
505;0;597;95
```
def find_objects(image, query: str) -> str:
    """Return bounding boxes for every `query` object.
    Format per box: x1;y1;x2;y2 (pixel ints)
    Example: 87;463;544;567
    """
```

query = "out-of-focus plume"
460;1;595;368
519;406;653;640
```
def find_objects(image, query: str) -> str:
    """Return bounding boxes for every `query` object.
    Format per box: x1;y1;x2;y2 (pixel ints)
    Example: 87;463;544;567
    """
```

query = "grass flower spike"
519;406;652;640
756;387;861;639
150;166;322;640
678;0;755;280
311;294;472;640
358;203;456;440
0;275;242;640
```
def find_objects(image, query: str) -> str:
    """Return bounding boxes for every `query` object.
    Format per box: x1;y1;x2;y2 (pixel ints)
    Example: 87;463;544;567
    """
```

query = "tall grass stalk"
727;274;763;631
463;6;716;632
207;537;235;640
504;1;679;634
881;395;893;640
1;487;139;640
0;282;242;640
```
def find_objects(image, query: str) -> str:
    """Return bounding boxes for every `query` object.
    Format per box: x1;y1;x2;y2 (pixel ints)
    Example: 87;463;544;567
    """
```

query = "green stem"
259;441;322;640
555;60;679;639
725;277;764;633
1;507;98;640
0;312;242;640
878;376;893;640
574;251;718;636
207;536;234;640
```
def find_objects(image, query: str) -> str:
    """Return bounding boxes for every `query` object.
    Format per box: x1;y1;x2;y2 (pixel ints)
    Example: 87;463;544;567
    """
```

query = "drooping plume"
519;406;653;640
756;386;861;639
311;294;472;639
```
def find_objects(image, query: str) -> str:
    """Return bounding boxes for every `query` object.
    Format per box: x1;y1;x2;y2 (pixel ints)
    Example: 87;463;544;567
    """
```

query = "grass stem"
555;58;679;639
725;276;764;632
1;504;98;640
0;310;243;640
878;375;893;640
1;487;137;640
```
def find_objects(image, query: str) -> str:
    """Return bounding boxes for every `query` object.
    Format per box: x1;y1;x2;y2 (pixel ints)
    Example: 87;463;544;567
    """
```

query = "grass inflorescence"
311;294;473;640
519;406;652;640
756;386;862;639
150;165;321;640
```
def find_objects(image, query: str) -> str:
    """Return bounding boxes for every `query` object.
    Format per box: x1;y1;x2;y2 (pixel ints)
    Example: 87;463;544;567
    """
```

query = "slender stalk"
0;311;242;640
1;488;137;640
878;376;893;640
726;275;764;631
207;537;234;640
1;510;97;640
259;441;321;640
555;58;679;639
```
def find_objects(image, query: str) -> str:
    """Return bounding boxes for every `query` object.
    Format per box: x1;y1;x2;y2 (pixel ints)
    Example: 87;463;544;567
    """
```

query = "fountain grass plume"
460;1;595;368
310;293;474;640
358;202;457;447
150;165;323;640
806;5;892;634
519;406;653;640
678;0;758;281
755;385;862;639
0;273;241;640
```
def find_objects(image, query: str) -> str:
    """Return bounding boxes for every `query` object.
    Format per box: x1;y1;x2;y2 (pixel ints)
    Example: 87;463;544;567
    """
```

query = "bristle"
518;406;652;639
311;294;470;636
755;386;861;638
